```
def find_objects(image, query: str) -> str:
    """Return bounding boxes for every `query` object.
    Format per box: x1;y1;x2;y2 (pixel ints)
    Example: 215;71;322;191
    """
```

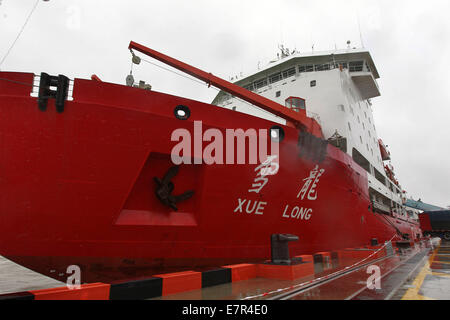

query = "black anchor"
153;166;194;211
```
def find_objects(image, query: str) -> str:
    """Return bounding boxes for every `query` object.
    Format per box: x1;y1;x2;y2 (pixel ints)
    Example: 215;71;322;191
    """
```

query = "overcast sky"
1;0;449;208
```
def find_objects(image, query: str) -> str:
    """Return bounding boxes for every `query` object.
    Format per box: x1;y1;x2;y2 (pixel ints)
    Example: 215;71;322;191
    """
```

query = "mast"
128;41;323;138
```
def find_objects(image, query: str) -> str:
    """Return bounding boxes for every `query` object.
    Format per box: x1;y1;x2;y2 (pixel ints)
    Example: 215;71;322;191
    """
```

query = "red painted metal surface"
258;261;314;281
0;64;421;284
30;283;111;300
153;271;201;296
90;74;102;82
418;213;433;232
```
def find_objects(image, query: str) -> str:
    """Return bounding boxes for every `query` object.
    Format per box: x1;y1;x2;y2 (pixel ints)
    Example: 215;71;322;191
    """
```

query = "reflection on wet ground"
153;243;431;300
1;241;447;300
0;256;64;295
395;242;450;300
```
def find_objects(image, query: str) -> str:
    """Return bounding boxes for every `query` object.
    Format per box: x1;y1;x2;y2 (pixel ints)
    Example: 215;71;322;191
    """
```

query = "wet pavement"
396;242;450;300
352;248;430;300
152;244;431;300
1;240;448;300
283;245;429;300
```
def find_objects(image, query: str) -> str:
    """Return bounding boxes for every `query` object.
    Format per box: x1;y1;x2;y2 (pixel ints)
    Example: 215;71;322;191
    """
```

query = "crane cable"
0;0;40;69
137;53;284;121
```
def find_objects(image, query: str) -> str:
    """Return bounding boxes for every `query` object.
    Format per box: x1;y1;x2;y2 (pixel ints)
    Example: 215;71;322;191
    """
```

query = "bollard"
270;234;299;265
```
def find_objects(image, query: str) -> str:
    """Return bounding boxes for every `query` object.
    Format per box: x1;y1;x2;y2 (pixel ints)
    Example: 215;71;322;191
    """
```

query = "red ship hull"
0;71;421;283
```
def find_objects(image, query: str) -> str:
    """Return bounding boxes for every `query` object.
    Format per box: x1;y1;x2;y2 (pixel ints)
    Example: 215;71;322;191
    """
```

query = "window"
335;61;348;69
338;104;345;112
285;97;306;112
368;131;371;138
360;136;363;144
310;80;316;87
374;168;386;185
282;67;296;79
348;122;352;131
364;111;367;118
269;72;282;84
275;91;281;97
350;106;354;115
357;116;360;123
254;78;267;89
362;123;365;130
349;61;364;72
299;65;314;72
314;63;330;71
243;84;253;91
352;148;371;173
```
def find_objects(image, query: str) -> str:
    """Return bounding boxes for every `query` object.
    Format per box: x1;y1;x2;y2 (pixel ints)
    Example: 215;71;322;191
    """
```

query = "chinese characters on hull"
282;165;325;221
234;155;279;216
248;155;279;194
297;165;325;201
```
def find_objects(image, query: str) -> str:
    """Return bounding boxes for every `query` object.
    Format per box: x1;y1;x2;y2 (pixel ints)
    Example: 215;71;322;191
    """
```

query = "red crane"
128;41;323;138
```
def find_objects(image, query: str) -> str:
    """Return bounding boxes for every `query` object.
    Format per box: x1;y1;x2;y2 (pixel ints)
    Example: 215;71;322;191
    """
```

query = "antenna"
278;44;289;58
357;9;365;48
280;21;284;49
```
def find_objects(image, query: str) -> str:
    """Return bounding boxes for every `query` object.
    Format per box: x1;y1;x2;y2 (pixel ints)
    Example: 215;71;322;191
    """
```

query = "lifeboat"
378;139;391;161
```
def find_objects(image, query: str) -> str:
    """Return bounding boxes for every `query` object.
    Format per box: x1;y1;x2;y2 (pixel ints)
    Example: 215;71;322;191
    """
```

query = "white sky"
1;0;449;207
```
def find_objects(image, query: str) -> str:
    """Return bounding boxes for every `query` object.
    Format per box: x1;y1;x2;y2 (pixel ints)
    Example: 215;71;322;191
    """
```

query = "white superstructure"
212;45;413;220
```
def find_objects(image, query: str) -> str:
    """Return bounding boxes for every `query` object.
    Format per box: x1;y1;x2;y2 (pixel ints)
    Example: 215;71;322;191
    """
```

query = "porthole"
270;125;285;142
174;105;190;120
